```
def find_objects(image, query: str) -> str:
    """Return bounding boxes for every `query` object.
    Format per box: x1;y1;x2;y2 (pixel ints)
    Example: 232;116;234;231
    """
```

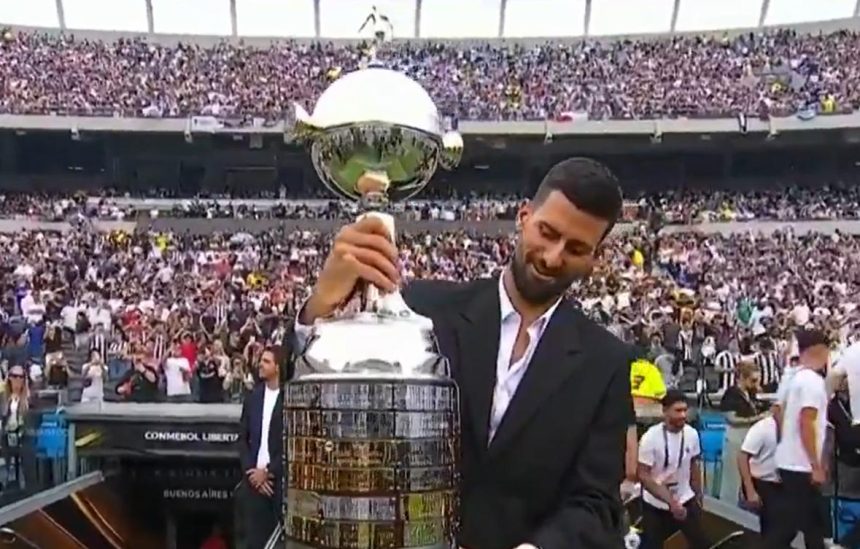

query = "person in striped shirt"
754;337;782;392
714;347;738;393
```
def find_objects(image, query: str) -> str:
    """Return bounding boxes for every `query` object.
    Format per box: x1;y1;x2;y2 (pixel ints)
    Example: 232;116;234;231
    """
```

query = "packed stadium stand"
0;1;859;548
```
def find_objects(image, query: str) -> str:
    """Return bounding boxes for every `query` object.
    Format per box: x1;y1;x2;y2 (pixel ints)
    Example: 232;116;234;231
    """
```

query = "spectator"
163;344;192;403
80;350;106;403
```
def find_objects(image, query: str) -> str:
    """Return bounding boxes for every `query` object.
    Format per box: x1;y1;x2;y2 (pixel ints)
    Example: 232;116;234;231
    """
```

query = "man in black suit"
238;346;284;549
294;157;633;549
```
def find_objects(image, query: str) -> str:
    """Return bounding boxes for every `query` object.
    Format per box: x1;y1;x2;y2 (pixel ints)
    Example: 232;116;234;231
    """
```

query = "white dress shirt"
293;273;561;444
491;275;560;441
256;386;281;469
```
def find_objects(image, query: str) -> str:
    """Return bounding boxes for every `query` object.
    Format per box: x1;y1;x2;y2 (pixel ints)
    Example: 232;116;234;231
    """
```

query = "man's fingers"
341;226;398;260
344;245;400;285
343;253;398;293
353;216;394;240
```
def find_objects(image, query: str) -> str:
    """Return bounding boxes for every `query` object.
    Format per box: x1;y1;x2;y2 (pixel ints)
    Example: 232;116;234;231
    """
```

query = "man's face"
258;350;278;381
664;401;688;430
743;372;761;393
511;190;610;304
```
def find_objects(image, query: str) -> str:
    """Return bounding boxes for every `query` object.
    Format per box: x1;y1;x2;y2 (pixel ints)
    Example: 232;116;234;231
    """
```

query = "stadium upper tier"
1;0;858;39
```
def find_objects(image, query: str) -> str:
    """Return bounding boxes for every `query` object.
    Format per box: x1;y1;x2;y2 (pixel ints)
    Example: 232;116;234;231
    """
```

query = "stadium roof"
1;0;859;40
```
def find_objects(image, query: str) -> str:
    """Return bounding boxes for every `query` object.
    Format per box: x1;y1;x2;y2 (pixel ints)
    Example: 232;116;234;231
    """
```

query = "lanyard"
662;425;685;470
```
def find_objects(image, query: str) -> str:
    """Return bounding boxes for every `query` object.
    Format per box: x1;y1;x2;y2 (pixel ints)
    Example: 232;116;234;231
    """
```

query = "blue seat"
35;411;67;459
699;412;727;433
699;429;724;462
832;498;860;543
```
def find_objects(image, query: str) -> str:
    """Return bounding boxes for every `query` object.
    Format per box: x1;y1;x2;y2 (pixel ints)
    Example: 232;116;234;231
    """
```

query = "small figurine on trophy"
357;5;394;67
358;6;393;44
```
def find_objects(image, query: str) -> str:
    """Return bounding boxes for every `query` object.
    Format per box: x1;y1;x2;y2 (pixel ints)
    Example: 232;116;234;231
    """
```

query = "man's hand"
246;468;269;489
301;216;400;324
511;545;539;549
259;479;274;497
744;489;762;509
811;463;826;486
669;500;687;521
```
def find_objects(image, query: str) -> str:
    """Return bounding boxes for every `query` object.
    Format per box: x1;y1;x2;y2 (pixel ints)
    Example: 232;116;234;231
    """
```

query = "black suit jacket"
403;278;634;549
239;383;285;484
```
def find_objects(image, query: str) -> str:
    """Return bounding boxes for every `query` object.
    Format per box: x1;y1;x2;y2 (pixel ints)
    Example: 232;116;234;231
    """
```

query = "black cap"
796;328;828;353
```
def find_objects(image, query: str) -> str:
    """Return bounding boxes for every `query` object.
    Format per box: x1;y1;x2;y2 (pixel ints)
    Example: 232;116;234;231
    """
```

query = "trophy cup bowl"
293;67;463;204
286;65;462;549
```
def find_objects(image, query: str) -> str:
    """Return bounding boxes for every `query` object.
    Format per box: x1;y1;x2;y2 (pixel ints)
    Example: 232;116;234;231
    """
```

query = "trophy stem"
356;170;396;313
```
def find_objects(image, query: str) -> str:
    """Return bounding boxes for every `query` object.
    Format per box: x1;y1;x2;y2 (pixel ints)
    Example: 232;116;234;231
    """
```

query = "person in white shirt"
766;329;830;549
738;414;780;537
162;344;192;402
80;350;106;403
638;390;709;549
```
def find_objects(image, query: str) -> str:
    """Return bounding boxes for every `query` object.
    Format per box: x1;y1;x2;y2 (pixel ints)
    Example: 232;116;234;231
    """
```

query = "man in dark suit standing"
238;346;284;549
294;157;633;549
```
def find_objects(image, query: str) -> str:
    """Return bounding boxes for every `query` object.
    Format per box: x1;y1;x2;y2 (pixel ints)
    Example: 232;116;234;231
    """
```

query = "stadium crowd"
0;220;856;405
3;184;860;223
0;29;855;121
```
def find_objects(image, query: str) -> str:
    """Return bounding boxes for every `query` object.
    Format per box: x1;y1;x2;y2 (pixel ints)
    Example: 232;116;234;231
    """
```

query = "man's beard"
510;245;580;305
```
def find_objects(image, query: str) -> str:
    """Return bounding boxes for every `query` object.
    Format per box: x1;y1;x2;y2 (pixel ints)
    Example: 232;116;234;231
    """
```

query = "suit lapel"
269;389;284;453
488;302;584;457
253;387;265;442
457;280;501;453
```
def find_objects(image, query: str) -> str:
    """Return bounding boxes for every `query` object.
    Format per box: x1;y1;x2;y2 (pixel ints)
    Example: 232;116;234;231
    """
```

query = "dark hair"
262;344;294;382
661;389;687;409
532;157;623;234
262;345;283;364
796;329;828;353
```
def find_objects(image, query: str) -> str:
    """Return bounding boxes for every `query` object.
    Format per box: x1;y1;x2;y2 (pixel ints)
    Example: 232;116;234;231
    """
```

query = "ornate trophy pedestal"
285;376;459;549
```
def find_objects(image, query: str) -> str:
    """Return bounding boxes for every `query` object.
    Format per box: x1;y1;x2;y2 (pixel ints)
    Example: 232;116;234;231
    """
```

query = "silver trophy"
285;26;463;549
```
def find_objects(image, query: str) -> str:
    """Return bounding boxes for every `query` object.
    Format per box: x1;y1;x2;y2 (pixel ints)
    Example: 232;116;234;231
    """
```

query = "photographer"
196;343;226;403
116;353;159;402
